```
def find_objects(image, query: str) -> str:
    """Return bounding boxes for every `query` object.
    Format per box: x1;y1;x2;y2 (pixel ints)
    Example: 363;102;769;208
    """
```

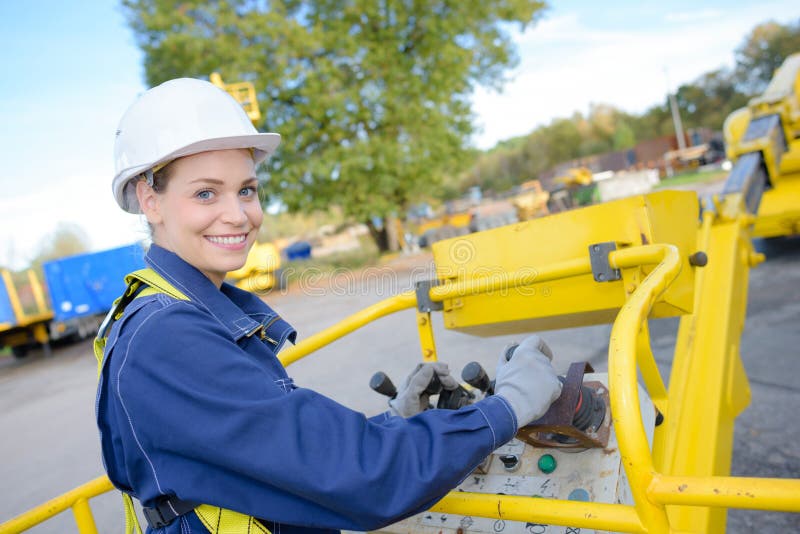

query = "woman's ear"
136;179;163;225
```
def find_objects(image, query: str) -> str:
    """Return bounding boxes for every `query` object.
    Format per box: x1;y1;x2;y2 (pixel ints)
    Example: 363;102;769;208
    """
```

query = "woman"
96;78;562;534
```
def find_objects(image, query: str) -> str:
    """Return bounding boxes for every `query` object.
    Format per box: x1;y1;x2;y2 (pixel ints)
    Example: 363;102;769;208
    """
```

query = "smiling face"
136;149;263;287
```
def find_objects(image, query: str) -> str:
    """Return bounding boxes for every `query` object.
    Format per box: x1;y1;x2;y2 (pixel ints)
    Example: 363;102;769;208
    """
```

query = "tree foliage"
735;19;800;94
122;0;546;225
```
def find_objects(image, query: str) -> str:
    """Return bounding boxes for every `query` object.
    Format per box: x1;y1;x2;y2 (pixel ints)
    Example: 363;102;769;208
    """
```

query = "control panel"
371;365;656;534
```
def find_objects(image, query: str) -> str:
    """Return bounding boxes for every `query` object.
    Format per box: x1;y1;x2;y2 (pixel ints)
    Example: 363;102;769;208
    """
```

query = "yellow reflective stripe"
195;505;271;534
125;268;190;301
137;287;161;298
123;493;143;534
94;336;106;379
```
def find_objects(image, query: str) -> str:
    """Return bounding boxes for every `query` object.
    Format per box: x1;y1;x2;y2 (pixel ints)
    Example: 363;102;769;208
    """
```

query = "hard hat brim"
115;132;281;214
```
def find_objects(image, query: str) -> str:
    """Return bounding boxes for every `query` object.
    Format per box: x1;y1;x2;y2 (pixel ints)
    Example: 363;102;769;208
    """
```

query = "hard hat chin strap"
142;169;155;187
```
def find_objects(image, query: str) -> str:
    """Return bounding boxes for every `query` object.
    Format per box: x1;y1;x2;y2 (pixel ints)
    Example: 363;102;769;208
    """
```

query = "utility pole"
669;92;687;151
664;67;687;151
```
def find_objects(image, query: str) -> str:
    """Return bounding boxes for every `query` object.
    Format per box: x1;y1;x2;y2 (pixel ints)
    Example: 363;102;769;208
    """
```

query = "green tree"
612;120;635;150
674;69;749;131
735;19;800;95
122;0;546;251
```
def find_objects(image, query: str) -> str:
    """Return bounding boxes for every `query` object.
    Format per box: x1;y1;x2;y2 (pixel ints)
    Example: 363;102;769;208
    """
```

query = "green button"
538;454;557;474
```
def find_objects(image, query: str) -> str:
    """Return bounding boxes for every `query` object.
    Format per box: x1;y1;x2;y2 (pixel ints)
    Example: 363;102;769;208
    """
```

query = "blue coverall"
96;244;518;533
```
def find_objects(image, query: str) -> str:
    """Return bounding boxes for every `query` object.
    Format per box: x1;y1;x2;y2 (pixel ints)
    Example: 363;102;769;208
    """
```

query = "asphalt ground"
1;235;799;533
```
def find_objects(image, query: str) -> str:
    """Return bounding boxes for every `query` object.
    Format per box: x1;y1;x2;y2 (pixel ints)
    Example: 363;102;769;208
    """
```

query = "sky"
1;1;799;270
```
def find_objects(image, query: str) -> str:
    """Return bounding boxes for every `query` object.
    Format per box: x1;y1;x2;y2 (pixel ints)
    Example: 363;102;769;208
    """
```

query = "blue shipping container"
0;280;16;325
43;243;147;323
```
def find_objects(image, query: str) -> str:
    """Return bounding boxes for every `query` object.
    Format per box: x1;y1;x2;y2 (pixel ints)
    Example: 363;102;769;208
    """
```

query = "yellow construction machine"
723;52;800;239
0;269;52;358
549;167;599;211
413;208;474;248
210;72;261;123
5;57;800;534
511;179;550;220
226;241;283;293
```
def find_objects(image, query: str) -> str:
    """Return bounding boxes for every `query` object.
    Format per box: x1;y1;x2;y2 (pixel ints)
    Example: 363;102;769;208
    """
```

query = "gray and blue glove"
389;362;459;417
494;335;562;428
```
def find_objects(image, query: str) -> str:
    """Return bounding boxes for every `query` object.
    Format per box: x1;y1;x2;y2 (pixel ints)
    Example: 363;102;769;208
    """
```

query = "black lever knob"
462;361;494;395
369;371;397;398
423;371;442;396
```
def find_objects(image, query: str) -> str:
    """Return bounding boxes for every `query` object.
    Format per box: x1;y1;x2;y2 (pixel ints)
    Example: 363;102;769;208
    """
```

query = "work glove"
494;335;563;429
389;362;460;417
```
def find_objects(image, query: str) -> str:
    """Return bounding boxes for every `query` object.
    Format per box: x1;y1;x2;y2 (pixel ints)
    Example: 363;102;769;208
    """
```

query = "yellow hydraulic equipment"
554;166;593;187
6;57;800;534
511;179;550;220
0;269;53;358
664;144;713;172
414;211;473;247
209;72;261;124
723;52;800;238
226;241;282;293
550;167;599;211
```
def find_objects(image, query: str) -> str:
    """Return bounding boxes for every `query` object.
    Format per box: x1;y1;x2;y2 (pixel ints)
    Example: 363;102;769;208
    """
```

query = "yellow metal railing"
4;244;800;533
0;476;113;534
279;291;417;366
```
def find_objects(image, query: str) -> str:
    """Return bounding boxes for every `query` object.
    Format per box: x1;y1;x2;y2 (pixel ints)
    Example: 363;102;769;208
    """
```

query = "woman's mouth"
205;233;248;249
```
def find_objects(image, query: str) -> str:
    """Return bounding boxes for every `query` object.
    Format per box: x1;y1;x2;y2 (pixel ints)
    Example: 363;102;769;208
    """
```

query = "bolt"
597;273;605;281
418;316;428;326
689;251;708;267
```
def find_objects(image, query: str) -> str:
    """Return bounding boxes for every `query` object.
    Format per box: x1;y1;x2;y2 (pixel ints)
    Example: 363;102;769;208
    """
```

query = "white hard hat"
113;77;281;213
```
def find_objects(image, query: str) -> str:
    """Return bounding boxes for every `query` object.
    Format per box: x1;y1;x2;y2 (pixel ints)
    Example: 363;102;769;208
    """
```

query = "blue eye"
196;190;214;200
240;186;257;197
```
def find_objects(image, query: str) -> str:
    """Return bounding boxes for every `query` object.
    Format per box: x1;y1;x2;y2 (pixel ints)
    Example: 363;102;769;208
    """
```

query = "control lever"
460;343;516;396
460;343;517;396
369;368;474;410
369;371;398;398
461;361;495;395
369;371;442;399
462;350;607;440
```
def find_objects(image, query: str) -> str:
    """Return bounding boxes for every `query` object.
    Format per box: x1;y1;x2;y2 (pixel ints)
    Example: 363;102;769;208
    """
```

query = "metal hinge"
415;279;443;312
589;242;621;283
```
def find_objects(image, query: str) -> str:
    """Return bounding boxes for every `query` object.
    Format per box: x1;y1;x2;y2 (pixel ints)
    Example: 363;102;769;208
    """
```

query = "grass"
655;169;728;190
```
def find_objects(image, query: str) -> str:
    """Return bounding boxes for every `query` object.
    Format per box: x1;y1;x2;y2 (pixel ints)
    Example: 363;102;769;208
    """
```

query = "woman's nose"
221;195;248;225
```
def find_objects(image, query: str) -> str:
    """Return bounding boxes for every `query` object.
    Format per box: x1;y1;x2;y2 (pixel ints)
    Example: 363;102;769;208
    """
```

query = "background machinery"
548;167;599;212
226;241;283;293
0;244;145;358
723;52;800;239
511;179;550;221
0;269;52;358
